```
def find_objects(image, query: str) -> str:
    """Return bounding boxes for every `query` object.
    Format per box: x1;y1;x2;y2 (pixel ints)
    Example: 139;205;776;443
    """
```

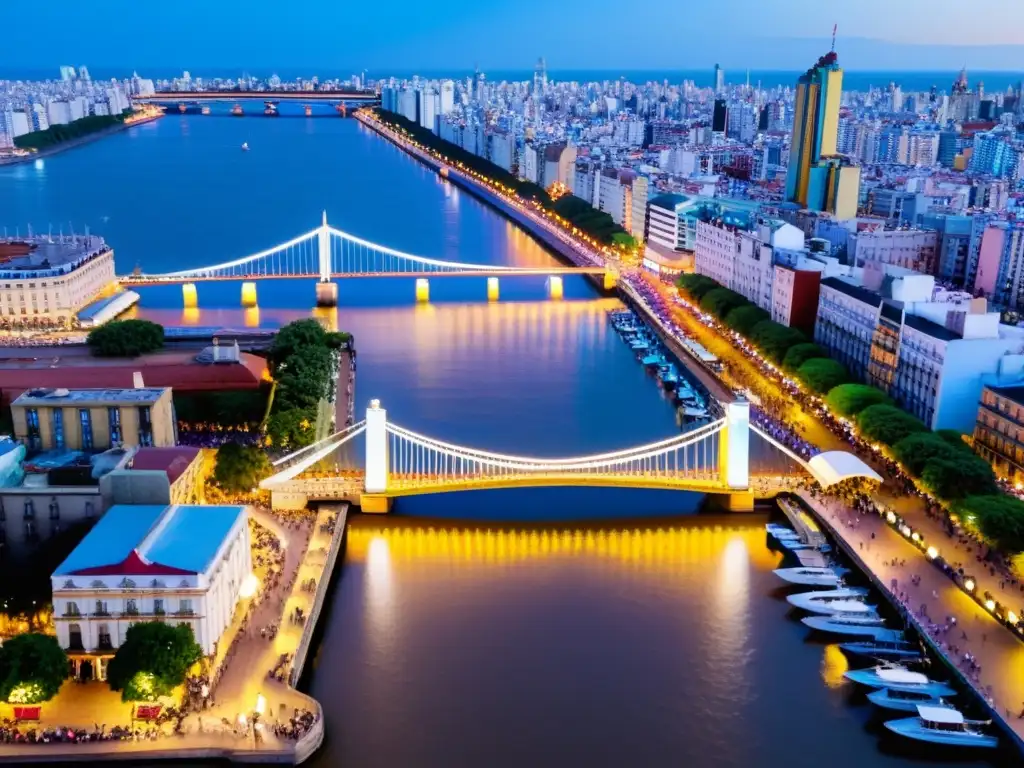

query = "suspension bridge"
120;212;616;307
259;400;880;513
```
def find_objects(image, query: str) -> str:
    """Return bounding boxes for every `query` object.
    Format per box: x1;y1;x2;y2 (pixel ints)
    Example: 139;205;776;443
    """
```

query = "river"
0;115;988;767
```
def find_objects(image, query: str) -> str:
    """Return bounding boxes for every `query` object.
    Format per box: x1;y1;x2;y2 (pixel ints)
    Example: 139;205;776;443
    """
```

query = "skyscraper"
785;51;860;220
712;99;728;133
713;64;725;94
534;57;547;96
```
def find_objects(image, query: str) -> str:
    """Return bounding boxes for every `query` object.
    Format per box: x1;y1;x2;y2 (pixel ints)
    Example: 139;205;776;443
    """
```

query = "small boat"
201;106;211;115
766;523;799;537
641;354;663;368
802;615;900;640
787;594;877;616
866;688;955;713
883;706;997;749
231;104;244;116
797;587;871;600
839;639;924;662
776;538;817;552
844;666;955;696
774;567;848;587
304;105;313;117
657;364;679;390
241;142;250;151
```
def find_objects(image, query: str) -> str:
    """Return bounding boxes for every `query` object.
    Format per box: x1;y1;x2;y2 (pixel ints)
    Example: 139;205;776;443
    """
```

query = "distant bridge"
259;400;880;513
136;90;378;102
119;212;616;306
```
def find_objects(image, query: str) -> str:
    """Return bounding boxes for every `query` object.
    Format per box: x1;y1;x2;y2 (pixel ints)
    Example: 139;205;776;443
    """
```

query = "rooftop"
54;504;247;578
13;387;168;407
130;446;202;485
988;384;1024;405
904;313;961;342
649;193;690;211
820;276;883;308
0;235;110;277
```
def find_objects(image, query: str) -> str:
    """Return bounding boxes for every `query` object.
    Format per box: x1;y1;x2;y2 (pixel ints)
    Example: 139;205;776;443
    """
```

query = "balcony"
61;610;82;618
173;609;196;617
92;610;111;618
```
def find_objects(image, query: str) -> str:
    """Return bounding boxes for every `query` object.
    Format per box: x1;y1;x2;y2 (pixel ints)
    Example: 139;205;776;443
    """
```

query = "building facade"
847;228;939;274
973;385;1024;484
11;387;176;453
51;504;252;679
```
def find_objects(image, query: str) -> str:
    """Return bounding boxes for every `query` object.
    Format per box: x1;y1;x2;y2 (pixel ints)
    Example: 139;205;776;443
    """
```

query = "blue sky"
7;0;1024;72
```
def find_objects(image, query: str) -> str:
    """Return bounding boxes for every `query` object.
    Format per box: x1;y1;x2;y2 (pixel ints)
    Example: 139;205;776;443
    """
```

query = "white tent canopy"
806;451;883;488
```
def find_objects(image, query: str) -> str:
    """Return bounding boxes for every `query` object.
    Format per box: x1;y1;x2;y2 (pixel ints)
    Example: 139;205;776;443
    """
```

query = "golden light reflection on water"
347;524;782;571
820;643;850;689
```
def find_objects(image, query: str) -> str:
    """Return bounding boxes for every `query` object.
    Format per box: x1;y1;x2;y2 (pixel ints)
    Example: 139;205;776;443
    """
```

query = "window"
52;408;64;449
177;598;193;615
153;598;165;615
23;499;35;519
64;601;80;617
108;407;121;444
68;623;83;651
138;406;153;447
94;599;109;616
97;624;112;650
49;497;59;520
79;409;93;450
84;500;95;519
125;598;138;616
25;408;41;451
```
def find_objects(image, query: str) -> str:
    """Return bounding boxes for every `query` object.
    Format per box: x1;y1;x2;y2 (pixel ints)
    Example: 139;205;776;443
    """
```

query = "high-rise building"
712;99;728;133
439;80;455;115
786;51;860;219
713;64;725;94
59;65;76;82
534;57;547;96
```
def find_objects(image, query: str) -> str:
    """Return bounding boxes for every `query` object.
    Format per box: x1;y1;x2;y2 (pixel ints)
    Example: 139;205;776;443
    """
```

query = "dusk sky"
9;0;1024;72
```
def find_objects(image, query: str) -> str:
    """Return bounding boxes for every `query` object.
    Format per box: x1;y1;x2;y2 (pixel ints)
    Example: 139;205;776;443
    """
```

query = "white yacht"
845;665;955;696
884;706;998;749
774;567;848;587
241;142;250;151
866;688;954;713
787;593;877;616
802;615;900;640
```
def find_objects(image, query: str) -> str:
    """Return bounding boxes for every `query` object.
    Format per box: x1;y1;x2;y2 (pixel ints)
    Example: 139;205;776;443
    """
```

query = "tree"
264;408;317;450
855;404;927;447
611;232;638;250
922;456;997;500
825;383;893;417
676;274;720;301
0;633;68;704
796;358;850;394
892;432;964;477
782;342;828;373
214;442;271;493
87;319;165;357
936;429;972;453
107;623;202;702
958;495;1024;553
700;287;748;321
724;305;770;336
749;320;806;364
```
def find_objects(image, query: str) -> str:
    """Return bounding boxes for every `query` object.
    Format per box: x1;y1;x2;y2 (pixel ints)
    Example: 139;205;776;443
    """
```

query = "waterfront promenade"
797;490;1024;745
0;110;163;167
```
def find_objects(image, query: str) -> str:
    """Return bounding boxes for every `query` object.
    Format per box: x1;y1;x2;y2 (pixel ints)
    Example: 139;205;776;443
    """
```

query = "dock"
777;495;827;550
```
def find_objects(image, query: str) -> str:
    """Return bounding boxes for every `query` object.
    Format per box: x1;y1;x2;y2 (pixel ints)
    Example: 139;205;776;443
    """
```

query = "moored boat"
844;665;955;696
866;688;954;713
787;593;877;616
883;706;997;749
774;567;848;587
802;615;900;640
838;639;923;662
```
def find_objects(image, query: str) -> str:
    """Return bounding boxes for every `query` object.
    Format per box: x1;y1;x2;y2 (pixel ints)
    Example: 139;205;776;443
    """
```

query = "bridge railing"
261;421;366;488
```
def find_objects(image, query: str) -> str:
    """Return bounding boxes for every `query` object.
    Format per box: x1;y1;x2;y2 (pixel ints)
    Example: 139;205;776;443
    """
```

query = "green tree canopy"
87;319;165;357
214;442;271;493
891;432;965;477
0;633;68;704
855;404;927;447
958;495;1024;553
936;429;972;453
921;455;997;501
825;383;893;417
782;342;828;373
107;623;202;702
796;358;850;394
724;305;770;336
611;232;639;250
749;320;807;364
265;408;317;450
676;274;721;301
700;287;749;321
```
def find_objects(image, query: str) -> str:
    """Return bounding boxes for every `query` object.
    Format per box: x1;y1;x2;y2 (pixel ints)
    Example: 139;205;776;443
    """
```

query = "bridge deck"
122;267;607;285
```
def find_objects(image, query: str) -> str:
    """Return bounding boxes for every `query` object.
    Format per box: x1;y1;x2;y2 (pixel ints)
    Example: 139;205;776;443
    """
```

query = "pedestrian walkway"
799;490;1024;746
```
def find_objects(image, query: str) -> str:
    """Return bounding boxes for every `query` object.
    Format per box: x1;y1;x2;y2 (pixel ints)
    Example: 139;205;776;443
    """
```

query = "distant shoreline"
0;113;162;167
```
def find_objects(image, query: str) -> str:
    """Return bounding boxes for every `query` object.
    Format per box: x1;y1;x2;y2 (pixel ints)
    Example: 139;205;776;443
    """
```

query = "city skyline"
7;0;1024;72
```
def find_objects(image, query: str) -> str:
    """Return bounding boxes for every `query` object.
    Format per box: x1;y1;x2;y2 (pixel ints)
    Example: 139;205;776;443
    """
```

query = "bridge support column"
359;494;392;514
315;281;338;307
415;278;430;303
718;400;750;491
603;271;617;291
547;276;564;300
241;281;257;308
487;277;499;301
365;399;388;494
182;283;198;309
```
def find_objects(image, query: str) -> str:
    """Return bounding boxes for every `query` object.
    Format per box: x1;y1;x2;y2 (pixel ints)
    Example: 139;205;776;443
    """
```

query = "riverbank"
0;111;162;167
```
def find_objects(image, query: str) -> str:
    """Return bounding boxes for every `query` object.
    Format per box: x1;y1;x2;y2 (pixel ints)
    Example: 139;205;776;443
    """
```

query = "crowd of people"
271;708;319;741
0;722;167;744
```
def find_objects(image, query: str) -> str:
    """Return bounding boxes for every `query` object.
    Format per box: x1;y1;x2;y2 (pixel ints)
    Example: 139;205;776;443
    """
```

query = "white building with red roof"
51;503;251;680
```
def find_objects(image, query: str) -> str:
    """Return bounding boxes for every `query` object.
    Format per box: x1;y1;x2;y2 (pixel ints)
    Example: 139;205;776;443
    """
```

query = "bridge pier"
709;492;756;512
182;283;198;309
415;278;430;302
315;281;338;307
359;494;392;514
487;277;499;301
241;281;257;308
547;276;564;300
718;400;751;491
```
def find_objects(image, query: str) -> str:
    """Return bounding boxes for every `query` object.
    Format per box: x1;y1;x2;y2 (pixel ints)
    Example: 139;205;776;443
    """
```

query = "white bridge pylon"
128;211;577;281
260;399;754;492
